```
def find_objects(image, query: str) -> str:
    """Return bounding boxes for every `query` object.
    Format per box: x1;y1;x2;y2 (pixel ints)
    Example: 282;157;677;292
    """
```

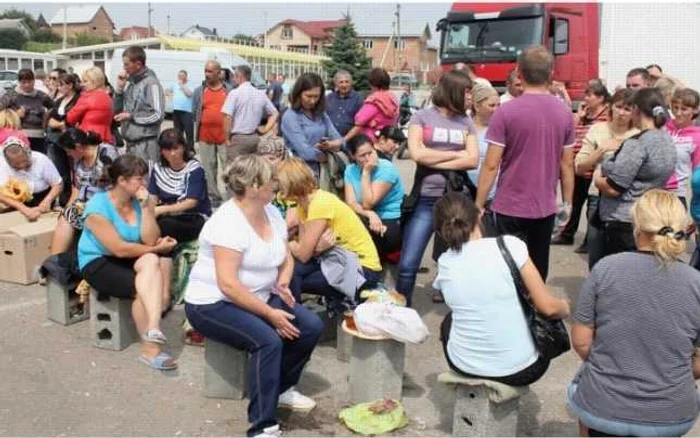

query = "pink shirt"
354;92;399;142
665;121;700;196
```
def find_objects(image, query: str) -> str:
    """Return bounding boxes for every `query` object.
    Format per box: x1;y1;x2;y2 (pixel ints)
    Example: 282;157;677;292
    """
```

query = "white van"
108;48;265;115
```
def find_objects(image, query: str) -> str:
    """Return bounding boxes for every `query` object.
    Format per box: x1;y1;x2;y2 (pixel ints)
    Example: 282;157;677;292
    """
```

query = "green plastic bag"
339;399;409;436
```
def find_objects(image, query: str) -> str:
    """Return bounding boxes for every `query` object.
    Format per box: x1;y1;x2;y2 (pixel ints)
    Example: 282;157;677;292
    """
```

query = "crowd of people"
1;43;700;437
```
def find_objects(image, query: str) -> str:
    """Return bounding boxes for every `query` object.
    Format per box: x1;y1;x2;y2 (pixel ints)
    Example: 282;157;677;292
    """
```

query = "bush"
0;29;27;50
32;28;61;43
25;41;56;53
71;33;108;47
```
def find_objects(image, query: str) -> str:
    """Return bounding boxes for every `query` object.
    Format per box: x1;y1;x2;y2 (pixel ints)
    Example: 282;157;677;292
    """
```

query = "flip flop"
142;329;167;345
139;352;178;370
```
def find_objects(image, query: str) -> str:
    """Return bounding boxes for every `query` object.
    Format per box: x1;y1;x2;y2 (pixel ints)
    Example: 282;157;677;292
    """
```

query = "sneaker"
253;424;281;438
278;387;316;411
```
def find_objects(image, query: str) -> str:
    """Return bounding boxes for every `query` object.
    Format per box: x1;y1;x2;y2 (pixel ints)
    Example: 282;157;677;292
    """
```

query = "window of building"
92;26;97;31
281;25;293;39
393;40;406;50
21;59;32;69
7;58;18;70
81;53;92;60
33;59;44;71
95;51;104;60
363;40;373;49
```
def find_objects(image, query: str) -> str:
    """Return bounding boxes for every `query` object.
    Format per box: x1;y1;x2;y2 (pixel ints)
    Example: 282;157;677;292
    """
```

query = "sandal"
139;352;178;370
184;329;205;347
142;329;167;345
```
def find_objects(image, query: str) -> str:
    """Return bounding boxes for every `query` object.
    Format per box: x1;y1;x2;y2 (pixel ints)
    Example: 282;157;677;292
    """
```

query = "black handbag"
496;236;571;360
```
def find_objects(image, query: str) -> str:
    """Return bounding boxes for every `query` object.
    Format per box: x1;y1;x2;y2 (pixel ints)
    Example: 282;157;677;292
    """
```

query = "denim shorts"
567;382;697;437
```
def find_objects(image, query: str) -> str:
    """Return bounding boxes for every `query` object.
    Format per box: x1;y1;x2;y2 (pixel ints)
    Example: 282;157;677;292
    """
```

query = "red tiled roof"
120;26;152;38
278;19;347;39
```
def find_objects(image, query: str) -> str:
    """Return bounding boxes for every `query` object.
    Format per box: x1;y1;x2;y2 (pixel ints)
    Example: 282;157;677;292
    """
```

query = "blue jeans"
586;196;605;270
567;382;697;437
396;196;438;306
185;296;323;437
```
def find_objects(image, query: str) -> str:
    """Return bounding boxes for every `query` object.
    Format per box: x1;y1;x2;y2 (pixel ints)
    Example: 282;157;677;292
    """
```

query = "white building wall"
600;3;700;90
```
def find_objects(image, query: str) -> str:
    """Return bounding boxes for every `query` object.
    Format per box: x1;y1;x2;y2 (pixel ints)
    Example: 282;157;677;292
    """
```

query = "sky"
2;1;453;44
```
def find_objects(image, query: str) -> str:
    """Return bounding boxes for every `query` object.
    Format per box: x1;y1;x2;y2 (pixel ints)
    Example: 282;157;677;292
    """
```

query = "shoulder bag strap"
496;236;536;318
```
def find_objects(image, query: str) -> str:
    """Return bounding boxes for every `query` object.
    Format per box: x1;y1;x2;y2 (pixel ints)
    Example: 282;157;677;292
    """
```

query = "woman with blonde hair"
67;67;113;144
0;109;29;146
569;189;700;437
468;85;500;203
185;154;323;437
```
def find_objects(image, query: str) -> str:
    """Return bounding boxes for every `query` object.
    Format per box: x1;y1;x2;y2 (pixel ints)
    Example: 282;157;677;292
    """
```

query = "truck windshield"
442;17;544;62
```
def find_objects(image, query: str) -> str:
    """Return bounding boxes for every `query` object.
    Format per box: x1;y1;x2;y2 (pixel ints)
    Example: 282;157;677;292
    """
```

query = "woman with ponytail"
570;190;700;437
594;88;676;260
432;192;569;386
50;128;118;255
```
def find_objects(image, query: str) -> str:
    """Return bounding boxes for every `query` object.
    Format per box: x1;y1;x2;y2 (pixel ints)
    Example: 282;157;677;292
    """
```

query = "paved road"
1;157;698;437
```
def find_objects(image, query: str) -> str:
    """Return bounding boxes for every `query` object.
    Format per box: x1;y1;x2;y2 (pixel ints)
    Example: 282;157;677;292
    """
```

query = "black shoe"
551;235;574;245
574;243;589;254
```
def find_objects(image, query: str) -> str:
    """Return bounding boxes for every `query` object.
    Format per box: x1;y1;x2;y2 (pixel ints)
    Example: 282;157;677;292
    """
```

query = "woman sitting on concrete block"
77;154;177;370
569;189;700;437
50;128;118;256
0;135;63;220
432;192;570;387
148;128;211;244
184;154;323;438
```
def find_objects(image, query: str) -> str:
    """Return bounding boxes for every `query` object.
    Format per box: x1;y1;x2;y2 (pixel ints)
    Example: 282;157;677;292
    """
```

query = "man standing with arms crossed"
476;45;575;281
113;46;165;165
221;65;279;163
192;60;233;207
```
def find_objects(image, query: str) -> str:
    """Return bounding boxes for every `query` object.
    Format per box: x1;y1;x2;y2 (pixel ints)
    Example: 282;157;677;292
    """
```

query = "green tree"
32;28;61;43
321;15;372;91
232;33;258;45
0;29;27;50
0;8;37;34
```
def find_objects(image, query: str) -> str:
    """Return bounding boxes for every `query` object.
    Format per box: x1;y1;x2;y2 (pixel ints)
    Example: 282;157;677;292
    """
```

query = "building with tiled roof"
49;5;115;42
120;26;155;41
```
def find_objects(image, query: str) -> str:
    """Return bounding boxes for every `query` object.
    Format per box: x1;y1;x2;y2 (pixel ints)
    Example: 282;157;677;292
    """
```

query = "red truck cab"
437;2;599;103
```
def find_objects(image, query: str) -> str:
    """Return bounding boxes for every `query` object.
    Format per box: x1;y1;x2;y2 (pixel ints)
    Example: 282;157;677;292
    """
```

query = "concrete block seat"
89;289;139;351
46;277;89;326
438;371;524;437
203;338;248;400
380;250;401;287
342;320;406;404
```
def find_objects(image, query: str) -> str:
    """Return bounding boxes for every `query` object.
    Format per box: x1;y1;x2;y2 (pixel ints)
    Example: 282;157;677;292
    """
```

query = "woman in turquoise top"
78;155;179;370
344;133;405;258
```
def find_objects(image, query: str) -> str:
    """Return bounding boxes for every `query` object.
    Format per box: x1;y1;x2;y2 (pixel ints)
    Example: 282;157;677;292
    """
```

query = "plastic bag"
339;399;409;436
354;302;430;344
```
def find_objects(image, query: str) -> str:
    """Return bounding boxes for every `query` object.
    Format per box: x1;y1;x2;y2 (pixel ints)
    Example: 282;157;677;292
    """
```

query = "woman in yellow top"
575;88;640;270
277;157;382;304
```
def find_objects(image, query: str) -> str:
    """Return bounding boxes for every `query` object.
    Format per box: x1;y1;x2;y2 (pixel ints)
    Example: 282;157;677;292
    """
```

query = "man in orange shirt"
192;60;233;207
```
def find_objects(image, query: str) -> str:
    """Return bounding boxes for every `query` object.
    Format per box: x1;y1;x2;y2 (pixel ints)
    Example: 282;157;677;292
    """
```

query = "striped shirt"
148;159;211;216
574;252;700;424
573;106;609;154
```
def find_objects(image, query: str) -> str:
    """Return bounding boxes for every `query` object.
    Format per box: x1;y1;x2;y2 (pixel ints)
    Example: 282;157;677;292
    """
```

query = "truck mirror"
436;19;447;32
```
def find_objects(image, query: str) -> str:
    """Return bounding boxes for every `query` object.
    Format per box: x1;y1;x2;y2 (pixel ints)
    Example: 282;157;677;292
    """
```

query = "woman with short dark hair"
78;154;177;370
148;128;211;243
281;72;343;178
346;68;399;143
0;68;54;154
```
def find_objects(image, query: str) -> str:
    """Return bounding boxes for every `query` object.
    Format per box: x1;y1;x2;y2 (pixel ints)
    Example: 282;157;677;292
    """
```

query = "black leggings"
602;221;636;258
439;312;550;387
359;216;402;257
157;214;205;243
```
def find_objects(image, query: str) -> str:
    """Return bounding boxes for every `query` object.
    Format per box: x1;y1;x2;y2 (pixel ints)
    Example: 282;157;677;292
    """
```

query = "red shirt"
67;90;114;144
573;105;609;155
199;87;227;144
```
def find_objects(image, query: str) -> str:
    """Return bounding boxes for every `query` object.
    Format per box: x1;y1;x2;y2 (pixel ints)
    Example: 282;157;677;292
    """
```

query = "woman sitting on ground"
569;189;700;437
0;136;62;220
78;155;177;370
344;134;404;258
148;128;211;243
277;157;382;304
184;154;323;438
433;192;570;386
50;128;118;255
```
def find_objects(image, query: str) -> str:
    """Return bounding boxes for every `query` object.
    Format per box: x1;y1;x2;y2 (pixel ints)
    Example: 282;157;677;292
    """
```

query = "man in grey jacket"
192;59;233;206
113;46;165;165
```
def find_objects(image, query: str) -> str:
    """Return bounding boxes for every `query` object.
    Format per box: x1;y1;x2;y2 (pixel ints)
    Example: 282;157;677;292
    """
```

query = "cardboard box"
0;211;58;285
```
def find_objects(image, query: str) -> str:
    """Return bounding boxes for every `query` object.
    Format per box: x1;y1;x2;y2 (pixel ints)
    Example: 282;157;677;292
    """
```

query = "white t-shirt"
433;235;538;377
185;200;288;305
0;151;62;194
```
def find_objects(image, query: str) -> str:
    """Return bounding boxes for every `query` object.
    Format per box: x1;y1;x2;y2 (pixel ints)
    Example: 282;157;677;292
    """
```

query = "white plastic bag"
354;302;430;344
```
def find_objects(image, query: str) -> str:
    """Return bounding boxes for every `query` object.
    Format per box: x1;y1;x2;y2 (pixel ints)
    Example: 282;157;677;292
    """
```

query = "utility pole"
147;2;154;37
62;5;67;49
263;11;268;49
396;3;402;85
166;14;171;36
